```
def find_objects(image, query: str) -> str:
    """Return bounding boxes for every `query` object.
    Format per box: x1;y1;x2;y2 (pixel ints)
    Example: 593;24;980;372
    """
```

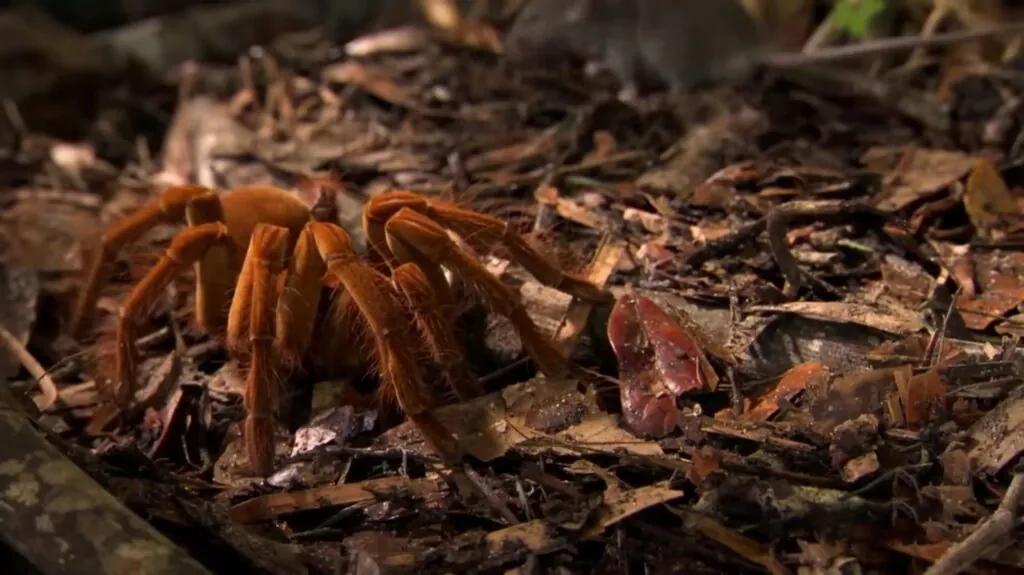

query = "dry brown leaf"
323;61;455;119
583;130;620;163
746;301;924;336
897;368;948;429
967;388;1024;476
535;185;611;231
485;520;553;554
958;272;1024;331
995;312;1024;337
582;481;684;538
864;147;980;212
418;0;461;30
690;514;777;571
686;445;723;488
344;26;433;57
469;134;558;172
964;157;1019;232
841;452;881;483
741;361;828;422
608;293;718;437
227;474;447;523
543;414;666;457
806;368;897;435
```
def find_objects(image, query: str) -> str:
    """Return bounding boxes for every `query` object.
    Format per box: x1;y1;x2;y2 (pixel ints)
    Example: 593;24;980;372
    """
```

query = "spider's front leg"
225;223;293;475
71;184;221;338
230;219;333;475
364;192;612;304
392;263;484;402
378;207;573;379
308;222;466;465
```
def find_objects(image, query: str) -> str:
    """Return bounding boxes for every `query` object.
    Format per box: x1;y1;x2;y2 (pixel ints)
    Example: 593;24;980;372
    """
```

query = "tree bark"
0;386;213;575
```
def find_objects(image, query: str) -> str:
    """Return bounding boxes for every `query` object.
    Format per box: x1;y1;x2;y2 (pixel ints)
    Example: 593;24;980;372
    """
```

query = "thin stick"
0;325;58;411
923;473;1024;575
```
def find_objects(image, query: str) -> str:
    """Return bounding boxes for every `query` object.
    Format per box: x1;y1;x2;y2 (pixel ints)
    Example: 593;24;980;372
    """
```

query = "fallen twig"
923;473;1024;575
0;324;58;412
765;199;932;300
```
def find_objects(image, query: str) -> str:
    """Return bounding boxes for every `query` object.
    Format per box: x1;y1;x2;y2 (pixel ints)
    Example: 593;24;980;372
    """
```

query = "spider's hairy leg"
308;221;465;465
234;224;291;476
430;200;611;303
186;192;240;335
364;191;611;304
384;208;571;379
113;223;231;409
71;184;220;338
362;192;456;308
273;225;326;372
392;263;483;402
310;289;364;375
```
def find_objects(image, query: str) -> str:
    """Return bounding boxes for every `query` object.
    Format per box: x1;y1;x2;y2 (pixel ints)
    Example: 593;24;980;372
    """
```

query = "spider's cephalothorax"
70;183;610;475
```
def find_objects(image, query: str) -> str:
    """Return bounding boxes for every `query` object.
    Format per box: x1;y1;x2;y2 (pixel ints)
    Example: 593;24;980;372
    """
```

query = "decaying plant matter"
69;182;610;475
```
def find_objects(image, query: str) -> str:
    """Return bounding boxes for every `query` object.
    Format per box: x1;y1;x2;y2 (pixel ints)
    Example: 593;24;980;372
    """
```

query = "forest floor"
2;9;1024;575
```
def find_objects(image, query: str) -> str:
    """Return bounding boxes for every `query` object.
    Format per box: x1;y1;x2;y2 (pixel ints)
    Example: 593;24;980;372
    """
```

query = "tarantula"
70;183;609;474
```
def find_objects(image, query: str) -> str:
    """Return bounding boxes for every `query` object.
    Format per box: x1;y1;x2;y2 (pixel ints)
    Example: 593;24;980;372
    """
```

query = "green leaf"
831;0;889;38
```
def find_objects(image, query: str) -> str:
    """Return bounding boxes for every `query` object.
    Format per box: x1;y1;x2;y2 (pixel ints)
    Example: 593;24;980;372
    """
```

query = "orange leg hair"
230;224;292;473
381;206;573;379
78;184;611;476
392;262;484;402
236;218;477;473
90;185;314;427
307;221;465;464
363;191;612;304
72;184;313;340
113;222;232;406
71;185;217;338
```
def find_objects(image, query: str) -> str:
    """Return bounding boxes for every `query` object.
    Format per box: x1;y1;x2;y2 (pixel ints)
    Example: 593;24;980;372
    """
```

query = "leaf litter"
2;2;1024;574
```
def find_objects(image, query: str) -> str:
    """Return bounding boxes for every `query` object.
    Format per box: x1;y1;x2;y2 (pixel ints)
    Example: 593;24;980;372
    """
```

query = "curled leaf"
607;294;708;437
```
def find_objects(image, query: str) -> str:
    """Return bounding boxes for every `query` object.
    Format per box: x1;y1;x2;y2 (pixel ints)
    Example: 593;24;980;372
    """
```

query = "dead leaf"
344;26;433;57
323;61;455;119
227;474;447;523
896;368;948;429
608;293;715;437
865;147;979;212
840;452;880;483
485;520;553;554
583;130;620;163
742;362;828;422
582;482;684;538
746;301;924;336
958;264;1024;331
686;445;723;488
967;386;1024;476
538;414;666;458
964;157;1019;231
806;368;896;435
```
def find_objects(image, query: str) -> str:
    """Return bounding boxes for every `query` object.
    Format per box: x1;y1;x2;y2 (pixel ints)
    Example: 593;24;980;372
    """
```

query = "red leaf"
607;294;707;437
